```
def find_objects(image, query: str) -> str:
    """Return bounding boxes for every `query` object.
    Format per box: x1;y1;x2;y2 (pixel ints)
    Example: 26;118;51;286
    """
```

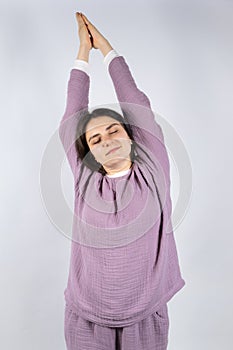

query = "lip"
106;146;121;156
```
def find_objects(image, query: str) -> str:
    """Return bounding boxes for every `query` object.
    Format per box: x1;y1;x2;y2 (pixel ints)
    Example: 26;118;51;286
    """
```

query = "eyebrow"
88;123;120;143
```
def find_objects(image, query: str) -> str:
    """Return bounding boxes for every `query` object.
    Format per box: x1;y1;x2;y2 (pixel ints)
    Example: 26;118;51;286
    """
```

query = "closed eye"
91;130;119;145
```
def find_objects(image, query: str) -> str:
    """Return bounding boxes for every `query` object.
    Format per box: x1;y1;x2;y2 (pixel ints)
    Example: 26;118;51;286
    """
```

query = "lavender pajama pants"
64;304;169;350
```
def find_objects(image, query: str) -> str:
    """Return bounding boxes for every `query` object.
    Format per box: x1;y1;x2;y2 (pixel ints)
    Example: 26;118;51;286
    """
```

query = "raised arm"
81;13;164;143
70;14;169;184
81;13;170;206
59;13;91;177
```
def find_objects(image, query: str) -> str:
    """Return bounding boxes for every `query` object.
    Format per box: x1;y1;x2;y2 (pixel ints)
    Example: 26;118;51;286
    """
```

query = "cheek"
121;138;131;148
90;145;103;159
117;140;132;157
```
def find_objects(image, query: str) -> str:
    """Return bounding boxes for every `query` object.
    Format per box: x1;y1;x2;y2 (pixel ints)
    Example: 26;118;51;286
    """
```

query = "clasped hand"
76;12;110;52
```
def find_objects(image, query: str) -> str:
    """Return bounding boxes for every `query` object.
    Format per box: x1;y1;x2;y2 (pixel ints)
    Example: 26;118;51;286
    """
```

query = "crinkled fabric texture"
60;56;185;328
64;303;169;350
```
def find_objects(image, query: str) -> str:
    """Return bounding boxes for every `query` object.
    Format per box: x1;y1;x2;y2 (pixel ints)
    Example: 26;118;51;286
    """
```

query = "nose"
101;135;114;147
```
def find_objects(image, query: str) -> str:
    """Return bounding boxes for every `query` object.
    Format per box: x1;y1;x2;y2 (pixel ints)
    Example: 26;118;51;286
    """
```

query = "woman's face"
85;116;132;170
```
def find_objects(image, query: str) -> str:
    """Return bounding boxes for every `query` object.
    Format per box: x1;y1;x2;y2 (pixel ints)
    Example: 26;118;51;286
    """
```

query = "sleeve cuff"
73;59;90;75
103;49;120;69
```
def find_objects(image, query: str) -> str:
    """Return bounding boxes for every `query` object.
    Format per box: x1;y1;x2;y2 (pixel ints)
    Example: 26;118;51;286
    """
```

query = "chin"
103;155;131;168
103;158;123;167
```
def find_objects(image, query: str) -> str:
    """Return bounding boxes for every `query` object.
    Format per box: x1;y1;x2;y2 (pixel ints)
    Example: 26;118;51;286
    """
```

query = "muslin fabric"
59;55;185;329
64;302;169;350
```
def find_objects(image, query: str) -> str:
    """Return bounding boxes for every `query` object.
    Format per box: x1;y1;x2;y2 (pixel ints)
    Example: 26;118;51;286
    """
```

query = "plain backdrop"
1;0;233;349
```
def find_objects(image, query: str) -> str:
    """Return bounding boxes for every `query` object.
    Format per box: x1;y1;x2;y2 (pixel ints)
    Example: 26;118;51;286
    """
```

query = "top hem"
64;278;185;327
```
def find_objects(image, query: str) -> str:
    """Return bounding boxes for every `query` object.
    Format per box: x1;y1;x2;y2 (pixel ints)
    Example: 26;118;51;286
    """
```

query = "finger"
80;13;88;22
75;12;85;25
81;14;100;35
81;13;91;26
80;14;89;30
75;12;82;21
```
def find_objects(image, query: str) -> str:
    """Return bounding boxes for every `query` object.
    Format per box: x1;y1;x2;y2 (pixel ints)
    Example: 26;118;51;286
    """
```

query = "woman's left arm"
108;55;165;147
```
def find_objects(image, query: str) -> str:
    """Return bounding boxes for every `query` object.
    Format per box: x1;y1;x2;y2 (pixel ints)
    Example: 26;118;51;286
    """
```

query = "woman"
59;12;185;350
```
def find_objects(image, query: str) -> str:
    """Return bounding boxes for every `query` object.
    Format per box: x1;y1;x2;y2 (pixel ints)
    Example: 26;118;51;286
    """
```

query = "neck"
104;159;132;176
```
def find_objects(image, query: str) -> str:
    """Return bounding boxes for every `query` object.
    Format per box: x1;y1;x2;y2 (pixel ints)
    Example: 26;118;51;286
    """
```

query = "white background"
1;0;233;349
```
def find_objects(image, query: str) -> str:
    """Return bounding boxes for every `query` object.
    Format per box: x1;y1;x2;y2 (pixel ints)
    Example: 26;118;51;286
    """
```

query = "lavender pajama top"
59;55;185;328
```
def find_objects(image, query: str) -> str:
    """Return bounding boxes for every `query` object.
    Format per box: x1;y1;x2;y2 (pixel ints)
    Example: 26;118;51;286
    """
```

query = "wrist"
76;45;90;62
99;40;113;57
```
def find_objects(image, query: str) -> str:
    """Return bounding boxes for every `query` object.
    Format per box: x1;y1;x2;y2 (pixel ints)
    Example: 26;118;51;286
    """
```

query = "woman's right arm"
61;45;90;120
59;13;91;177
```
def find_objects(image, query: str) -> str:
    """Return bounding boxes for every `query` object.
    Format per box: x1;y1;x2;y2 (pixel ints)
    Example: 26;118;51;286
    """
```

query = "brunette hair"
75;107;138;175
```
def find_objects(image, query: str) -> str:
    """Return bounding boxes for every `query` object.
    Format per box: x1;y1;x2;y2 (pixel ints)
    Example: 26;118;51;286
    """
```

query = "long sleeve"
108;56;151;108
59;69;90;176
108;56;164;145
108;56;168;177
72;50;119;74
73;59;90;76
108;56;172;229
103;49;120;69
63;59;185;328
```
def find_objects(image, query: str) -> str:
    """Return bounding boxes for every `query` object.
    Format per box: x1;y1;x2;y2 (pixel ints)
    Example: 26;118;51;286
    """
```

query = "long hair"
75;107;139;175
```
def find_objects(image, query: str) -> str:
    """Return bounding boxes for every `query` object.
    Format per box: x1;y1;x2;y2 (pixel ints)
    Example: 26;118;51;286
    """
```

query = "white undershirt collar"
106;168;131;178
